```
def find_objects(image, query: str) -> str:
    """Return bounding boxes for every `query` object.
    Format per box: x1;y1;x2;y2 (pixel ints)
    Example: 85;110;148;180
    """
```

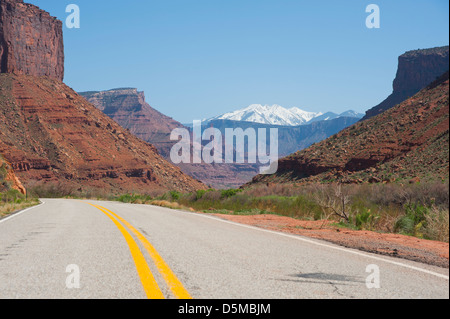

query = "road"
0;199;448;299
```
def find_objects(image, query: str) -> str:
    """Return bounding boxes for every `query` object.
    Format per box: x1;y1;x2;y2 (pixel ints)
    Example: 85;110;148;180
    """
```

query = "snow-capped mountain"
307;110;364;124
206;104;363;126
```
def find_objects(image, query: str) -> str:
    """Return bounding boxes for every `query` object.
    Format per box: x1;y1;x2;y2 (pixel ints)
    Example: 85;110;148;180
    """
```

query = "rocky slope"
0;0;64;81
0;0;205;194
79;89;183;158
0;153;25;194
248;71;449;186
80;88;258;188
362;46;449;121
0;74;205;193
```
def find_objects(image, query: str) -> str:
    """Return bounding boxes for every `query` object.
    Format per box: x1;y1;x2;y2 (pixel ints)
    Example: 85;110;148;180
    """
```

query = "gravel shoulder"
202;213;449;268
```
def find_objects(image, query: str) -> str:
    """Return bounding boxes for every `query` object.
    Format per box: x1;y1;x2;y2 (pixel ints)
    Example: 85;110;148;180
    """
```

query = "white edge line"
190;211;449;280
0;200;46;224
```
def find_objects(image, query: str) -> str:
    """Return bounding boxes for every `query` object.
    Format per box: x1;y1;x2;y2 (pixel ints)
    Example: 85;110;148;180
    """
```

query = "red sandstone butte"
0;0;64;81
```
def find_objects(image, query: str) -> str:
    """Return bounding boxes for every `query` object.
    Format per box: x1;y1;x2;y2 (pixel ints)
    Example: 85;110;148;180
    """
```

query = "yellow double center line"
89;203;192;299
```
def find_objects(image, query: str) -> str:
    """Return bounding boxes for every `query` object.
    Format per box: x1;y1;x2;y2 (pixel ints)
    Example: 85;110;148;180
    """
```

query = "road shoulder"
199;213;449;269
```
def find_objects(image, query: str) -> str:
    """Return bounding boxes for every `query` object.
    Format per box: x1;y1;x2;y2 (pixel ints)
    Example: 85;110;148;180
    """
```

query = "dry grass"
0;200;40;219
150;200;185;210
424;207;449;243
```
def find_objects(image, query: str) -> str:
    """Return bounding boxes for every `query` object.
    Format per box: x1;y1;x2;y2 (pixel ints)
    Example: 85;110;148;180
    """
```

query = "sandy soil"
203;213;449;268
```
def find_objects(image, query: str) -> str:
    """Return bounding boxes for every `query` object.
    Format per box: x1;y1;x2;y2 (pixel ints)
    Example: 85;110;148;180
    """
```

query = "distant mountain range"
203;104;363;127
80;90;361;188
248;71;450;186
79;45;449;189
203;117;361;158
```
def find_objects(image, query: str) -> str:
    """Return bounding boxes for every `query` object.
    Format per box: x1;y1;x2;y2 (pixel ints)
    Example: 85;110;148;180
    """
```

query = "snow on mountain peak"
209;104;322;126
207;104;363;126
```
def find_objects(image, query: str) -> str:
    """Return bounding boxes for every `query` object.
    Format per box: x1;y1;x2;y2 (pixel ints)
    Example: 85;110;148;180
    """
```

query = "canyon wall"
362;46;449;121
0;0;64;81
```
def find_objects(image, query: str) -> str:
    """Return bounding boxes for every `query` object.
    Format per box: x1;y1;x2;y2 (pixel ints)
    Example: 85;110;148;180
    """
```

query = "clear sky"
28;0;449;123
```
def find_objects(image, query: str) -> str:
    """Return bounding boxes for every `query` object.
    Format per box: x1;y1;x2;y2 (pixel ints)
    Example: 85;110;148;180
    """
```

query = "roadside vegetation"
110;181;449;243
0;164;40;218
23;179;449;243
0;189;40;218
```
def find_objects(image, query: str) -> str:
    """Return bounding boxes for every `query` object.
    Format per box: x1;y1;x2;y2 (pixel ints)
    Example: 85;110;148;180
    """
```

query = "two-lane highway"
0;199;448;299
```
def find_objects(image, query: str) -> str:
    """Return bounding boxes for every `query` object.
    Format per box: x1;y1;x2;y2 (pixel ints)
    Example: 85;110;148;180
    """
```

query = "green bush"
0;164;7;181
169;191;181;201
395;203;429;237
195;190;206;200
221;188;243;199
117;194;134;203
115;193;153;204
352;208;379;231
0;188;25;204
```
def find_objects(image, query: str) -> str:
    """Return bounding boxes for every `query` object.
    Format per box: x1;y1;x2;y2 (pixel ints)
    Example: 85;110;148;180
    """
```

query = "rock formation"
80;88;182;158
362;46;449;121
0;74;206;193
0;0;205;194
248;71;449;186
0;0;64;81
0;154;26;194
80;88;257;188
81;88;361;188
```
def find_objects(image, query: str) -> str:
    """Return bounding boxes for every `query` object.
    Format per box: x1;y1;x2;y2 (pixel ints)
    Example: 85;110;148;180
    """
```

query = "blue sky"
28;0;449;123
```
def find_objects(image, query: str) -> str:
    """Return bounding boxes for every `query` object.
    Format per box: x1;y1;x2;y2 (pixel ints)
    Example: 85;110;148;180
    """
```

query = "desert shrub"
314;184;354;222
195;189;215;201
423;207;449;243
0;164;7;181
202;207;274;216
248;194;321;219
147;200;184;210
27;182;76;198
116;194;133;203
116;194;151;204
394;203;430;237
221;188;243;199
351;208;380;231
244;183;315;198
169;190;181;201
0;188;25;203
196;189;207;201
363;182;449;209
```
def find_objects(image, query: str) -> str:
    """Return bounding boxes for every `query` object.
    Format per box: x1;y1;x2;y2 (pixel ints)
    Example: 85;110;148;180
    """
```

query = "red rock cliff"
0;0;64;81
362;46;449;121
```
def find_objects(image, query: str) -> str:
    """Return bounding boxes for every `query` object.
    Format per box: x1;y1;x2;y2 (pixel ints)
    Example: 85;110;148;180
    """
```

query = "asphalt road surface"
0;199;448;299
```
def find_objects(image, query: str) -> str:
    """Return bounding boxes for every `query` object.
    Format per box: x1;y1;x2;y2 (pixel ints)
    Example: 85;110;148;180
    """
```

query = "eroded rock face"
0;74;206;194
0;0;64;81
80;88;183;158
0;1;205;194
362;46;449;121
